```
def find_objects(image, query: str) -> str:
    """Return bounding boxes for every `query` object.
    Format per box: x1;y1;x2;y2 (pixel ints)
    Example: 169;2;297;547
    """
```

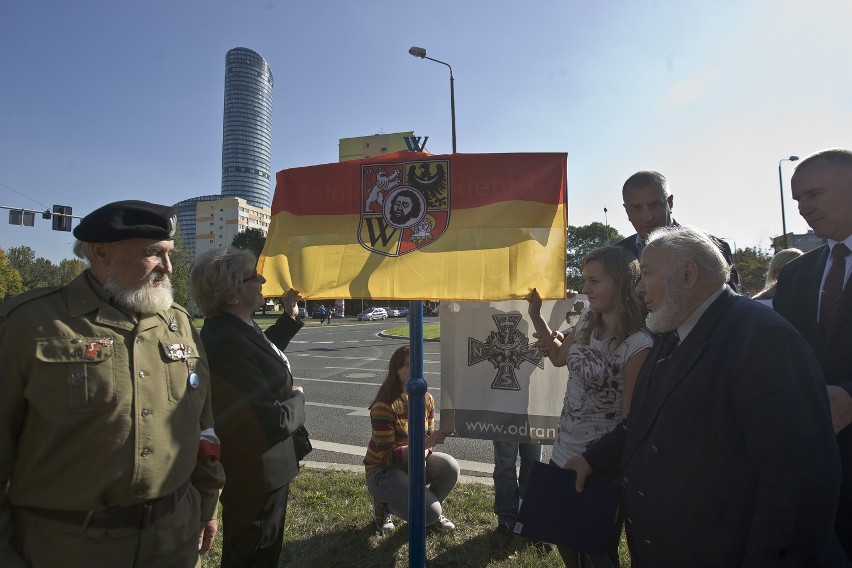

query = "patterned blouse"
364;392;435;475
551;308;653;468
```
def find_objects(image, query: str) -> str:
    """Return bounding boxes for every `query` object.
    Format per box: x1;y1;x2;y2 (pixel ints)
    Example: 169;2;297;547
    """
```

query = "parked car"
357;307;388;321
297;306;307;319
387;307;401;317
312;306;327;319
396;307;409;317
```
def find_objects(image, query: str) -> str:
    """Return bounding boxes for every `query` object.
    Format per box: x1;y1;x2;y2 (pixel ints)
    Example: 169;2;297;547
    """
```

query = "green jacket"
0;271;225;564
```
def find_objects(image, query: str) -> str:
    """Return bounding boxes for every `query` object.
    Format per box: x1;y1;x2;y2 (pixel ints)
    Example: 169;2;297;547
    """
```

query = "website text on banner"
257;151;567;301
441;299;582;443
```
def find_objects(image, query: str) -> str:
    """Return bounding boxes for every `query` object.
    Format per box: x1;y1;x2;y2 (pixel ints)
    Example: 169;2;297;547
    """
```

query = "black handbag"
292;425;312;461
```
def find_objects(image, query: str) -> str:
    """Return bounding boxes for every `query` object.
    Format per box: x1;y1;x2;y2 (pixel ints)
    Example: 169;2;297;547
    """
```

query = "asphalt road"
282;318;553;483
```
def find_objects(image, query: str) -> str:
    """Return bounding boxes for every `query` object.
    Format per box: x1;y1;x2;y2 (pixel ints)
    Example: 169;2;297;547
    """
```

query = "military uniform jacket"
583;289;840;567
0;271;225;560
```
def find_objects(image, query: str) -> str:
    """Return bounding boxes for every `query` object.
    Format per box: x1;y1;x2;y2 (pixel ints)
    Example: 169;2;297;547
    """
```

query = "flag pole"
407;46;455;567
406;299;426;567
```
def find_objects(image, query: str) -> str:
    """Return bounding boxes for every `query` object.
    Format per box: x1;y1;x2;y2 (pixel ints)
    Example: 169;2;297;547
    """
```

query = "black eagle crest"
406;162;447;208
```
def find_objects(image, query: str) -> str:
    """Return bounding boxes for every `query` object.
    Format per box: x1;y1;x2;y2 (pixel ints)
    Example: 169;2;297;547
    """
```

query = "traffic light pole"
1;204;82;231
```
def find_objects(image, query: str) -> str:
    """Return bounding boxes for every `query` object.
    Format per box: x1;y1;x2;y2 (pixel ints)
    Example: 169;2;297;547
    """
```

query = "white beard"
645;278;682;333
104;271;173;315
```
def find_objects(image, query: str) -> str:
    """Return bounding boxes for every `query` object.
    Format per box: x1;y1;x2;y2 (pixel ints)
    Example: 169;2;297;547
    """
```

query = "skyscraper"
221;47;274;209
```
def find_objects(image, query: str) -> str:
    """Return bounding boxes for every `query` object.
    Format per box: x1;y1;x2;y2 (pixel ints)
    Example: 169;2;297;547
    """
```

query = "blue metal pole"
407;299;426;567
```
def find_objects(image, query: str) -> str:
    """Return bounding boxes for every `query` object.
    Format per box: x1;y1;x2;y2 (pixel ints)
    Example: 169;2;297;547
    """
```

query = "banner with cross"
440;298;586;443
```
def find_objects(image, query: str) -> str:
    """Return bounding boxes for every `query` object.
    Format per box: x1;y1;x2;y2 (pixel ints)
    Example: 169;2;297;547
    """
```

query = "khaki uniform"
0;271;225;567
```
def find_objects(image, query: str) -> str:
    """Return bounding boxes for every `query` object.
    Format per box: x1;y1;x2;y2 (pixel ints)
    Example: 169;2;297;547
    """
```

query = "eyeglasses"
241;271;264;283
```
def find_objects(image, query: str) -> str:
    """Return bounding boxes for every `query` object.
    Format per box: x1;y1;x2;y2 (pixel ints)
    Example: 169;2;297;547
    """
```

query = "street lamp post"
406;45;458;568
409;47;456;153
778;156;800;249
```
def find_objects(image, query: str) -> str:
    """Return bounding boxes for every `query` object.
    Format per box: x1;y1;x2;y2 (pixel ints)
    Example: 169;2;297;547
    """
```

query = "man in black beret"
0;200;225;567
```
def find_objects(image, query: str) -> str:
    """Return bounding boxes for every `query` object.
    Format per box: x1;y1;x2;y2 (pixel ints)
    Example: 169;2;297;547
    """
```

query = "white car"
358;307;388;321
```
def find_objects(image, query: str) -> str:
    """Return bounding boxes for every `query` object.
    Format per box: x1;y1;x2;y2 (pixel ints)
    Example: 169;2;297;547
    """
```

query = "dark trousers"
221;483;290;568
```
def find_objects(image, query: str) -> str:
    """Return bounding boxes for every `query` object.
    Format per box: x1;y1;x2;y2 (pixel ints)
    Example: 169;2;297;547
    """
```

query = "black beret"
73;200;177;243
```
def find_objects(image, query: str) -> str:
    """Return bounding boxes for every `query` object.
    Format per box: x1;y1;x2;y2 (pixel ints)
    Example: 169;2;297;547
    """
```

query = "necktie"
820;243;849;332
655;331;680;365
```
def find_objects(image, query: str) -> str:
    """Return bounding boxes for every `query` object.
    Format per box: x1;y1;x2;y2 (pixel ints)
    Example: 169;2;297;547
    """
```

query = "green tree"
7;246;60;290
170;233;198;315
734;246;772;295
56;258;87;285
232;228;267;258
566;222;625;291
0;248;26;300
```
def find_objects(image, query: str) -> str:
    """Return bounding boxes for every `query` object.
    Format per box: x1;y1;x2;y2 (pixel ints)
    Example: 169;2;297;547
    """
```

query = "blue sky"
1;0;851;262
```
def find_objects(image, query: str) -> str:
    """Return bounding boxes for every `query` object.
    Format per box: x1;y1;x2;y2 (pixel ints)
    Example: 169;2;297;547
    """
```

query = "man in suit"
565;226;840;567
614;170;740;291
774;148;852;563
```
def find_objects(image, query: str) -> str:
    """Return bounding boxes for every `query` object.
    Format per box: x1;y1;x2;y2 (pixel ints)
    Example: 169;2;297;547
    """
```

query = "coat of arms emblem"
358;159;450;256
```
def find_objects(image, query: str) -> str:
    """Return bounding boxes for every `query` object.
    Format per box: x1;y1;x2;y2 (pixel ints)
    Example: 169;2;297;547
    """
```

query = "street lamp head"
789;155;800;161
409;46;426;58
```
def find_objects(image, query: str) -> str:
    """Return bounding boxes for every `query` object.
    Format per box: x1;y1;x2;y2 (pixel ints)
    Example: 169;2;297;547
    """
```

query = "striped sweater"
364;393;435;475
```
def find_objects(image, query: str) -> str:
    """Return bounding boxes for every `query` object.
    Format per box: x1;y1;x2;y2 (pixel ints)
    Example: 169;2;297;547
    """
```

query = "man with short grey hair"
565;226;840;566
615;171;740;291
0;200;225;567
774;148;852;564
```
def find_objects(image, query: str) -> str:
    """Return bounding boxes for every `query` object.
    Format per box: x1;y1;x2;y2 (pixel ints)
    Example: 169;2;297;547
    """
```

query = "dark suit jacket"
201;313;306;496
774;244;852;557
615;223;740;292
584;288;840;567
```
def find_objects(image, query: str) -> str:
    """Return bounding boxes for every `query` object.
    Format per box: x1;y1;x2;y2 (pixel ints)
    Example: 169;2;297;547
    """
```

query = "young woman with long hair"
363;345;460;535
529;246;652;568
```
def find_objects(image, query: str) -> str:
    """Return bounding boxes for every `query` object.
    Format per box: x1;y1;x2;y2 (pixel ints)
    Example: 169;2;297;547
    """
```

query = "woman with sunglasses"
190;246;306;567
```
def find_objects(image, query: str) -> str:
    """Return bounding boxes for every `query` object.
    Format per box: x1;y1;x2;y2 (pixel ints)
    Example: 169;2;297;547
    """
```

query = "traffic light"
52;205;72;231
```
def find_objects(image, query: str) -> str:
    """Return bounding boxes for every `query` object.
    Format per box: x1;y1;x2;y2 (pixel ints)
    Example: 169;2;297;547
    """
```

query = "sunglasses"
242;271;264;283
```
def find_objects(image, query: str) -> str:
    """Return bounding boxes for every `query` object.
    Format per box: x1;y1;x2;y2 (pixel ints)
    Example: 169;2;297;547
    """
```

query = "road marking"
324;366;440;375
301;461;492;486
307;402;371;416
310;440;491;475
306;401;441;416
297;377;441;390
292;353;441;365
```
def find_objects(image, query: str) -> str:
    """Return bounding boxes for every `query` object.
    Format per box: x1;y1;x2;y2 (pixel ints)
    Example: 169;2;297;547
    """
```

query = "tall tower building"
221;47;274;209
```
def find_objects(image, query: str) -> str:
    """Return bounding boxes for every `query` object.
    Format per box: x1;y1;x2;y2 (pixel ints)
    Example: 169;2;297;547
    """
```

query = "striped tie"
820;243;850;332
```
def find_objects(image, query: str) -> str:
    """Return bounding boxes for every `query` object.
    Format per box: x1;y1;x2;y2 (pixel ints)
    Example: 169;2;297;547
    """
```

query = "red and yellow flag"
258;151;566;300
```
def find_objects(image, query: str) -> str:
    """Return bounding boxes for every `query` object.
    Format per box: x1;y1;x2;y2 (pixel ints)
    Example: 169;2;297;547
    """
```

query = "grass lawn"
201;468;629;567
383;322;441;340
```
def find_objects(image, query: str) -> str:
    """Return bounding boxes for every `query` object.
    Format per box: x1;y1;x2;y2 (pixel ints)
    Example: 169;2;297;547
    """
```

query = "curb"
377;331;440;342
301;460;492;486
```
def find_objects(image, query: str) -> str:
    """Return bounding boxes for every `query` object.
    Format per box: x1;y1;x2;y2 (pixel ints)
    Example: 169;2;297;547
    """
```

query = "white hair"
645;226;729;287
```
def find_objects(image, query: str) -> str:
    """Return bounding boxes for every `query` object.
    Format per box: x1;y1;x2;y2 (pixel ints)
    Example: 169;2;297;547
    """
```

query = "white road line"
324;366;440;375
307;402;371;416
301;461;492;486
310;440;492;475
292;354;440;364
297;377;440;391
306;401;440;416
